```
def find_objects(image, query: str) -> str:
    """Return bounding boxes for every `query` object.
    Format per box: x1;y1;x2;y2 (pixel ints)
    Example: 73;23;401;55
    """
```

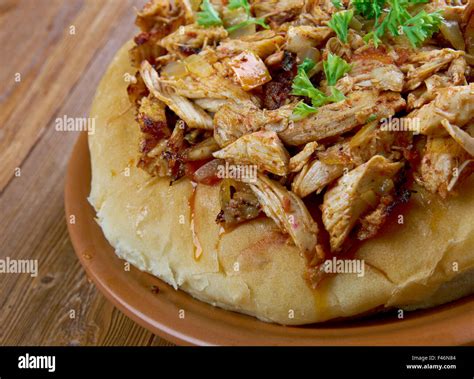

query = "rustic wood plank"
0;0;174;346
0;0;134;192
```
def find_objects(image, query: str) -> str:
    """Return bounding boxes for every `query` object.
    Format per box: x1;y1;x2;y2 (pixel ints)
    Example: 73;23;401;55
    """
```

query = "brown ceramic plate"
65;132;474;346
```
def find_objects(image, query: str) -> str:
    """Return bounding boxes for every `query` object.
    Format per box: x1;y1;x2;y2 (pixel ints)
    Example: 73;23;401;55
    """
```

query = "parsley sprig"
291;55;351;120
400;10;443;47
352;0;385;20
328;10;354;44
323;53;352;86
197;0;223;27
226;0;269;32
228;0;251;14
197;0;269;32
361;0;443;47
331;0;344;9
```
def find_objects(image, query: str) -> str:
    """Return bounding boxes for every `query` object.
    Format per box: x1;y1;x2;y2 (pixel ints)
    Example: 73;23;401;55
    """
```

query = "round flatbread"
88;41;474;325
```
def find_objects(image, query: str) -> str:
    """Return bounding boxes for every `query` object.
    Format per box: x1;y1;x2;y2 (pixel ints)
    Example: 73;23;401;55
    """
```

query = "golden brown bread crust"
88;41;474;325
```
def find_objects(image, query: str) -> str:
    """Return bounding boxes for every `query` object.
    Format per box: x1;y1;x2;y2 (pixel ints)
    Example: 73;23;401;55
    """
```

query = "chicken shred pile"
128;0;474;287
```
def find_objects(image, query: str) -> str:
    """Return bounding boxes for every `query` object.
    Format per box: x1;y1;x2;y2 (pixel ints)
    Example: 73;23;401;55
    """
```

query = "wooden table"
0;0;173;346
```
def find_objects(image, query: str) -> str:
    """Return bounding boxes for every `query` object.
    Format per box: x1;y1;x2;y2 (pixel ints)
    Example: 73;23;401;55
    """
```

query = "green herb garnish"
291;58;347;120
401;10;443;47
292;102;319;121
228;0;251;15
225;0;269;32
323;53;352;86
226;17;269;33
332;0;344;9
328;10;354;44
362;0;443;47
197;0;223;27
352;0;385;20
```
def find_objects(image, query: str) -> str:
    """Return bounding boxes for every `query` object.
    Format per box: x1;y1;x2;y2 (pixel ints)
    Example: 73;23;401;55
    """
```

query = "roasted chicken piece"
140;61;214;129
321;156;404;252
293;160;346;198
249;174;321;258
407;84;474;135
262;50;298;110
292;123;411;198
401;48;464;91
217;30;285;59
292;138;355;198
279;90;406;146
441;120;474;156
127;72;149;106
417;130;474;198
289;142;318;173
464;1;474;56
160;24;228;57
184;137;220;161
407;56;468;110
136;95;172;177
161;50;260;105
163;120;188;180
130;32;166;68
138;139;170;177
344;48;405;93
213;101;293;147
253;0;306;27
213;131;290;176
135;0;194;34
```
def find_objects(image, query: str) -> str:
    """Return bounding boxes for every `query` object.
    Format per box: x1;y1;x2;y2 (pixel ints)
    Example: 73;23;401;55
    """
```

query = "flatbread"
88;41;474;325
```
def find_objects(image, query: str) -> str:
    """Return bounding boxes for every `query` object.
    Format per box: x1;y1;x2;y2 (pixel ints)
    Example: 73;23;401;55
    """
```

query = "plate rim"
65;132;474;346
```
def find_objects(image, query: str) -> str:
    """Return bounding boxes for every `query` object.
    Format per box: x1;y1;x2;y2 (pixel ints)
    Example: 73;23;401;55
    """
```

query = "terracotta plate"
65;132;474;346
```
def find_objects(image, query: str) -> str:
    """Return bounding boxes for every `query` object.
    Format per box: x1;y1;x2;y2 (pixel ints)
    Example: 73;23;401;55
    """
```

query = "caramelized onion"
161;60;187;79
440;20;466;51
184;54;214;77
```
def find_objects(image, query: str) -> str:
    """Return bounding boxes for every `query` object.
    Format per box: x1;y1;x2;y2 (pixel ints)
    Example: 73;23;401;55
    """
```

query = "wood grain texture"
0;0;174;346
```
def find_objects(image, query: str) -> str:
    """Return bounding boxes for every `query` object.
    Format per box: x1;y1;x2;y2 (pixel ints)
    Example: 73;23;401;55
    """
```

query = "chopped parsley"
323;53;352;86
197;0;223;27
328;9;354;44
291;57;348;120
225;0;269;32
360;0;443;47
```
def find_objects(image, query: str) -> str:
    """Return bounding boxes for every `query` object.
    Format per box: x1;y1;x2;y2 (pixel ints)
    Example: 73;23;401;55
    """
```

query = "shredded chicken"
160;24;228;57
279;90;406;146
407;84;474;135
345;48;405;92
289;141;318;173
401;48;464;91
213;131;290;176
140;60;214;129
250;174;321;257
293;160;346;197
128;0;474;272
321;156;403;252
217;30;285;58
213;101;293;146
417;133;474;198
